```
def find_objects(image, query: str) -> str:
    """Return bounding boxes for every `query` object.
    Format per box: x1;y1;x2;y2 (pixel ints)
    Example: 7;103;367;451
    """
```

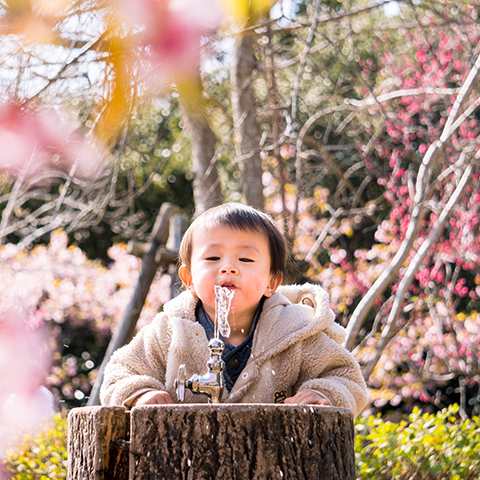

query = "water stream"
214;285;234;339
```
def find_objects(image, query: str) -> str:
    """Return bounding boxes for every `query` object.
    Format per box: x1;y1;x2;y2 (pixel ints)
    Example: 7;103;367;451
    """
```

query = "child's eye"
240;258;254;263
205;256;220;261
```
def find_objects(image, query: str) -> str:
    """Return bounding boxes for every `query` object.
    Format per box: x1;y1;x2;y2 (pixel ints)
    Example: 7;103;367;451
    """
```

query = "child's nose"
220;263;238;274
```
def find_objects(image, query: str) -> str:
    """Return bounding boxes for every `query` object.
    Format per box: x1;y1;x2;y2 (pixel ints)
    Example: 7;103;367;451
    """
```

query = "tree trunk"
68;405;355;480
179;78;224;215
231;32;265;210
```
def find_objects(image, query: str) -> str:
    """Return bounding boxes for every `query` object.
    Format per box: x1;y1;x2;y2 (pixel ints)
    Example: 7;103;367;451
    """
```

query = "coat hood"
251;284;346;362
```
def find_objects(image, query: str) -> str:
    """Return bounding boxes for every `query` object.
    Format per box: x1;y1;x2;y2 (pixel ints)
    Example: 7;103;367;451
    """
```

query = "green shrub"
355;404;480;480
2;413;68;480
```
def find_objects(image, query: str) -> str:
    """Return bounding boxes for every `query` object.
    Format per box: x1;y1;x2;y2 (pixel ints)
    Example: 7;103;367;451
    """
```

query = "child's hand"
132;390;174;406
284;390;330;406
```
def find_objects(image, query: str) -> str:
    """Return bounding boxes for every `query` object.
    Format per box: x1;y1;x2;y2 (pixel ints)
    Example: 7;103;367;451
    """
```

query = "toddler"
100;203;368;416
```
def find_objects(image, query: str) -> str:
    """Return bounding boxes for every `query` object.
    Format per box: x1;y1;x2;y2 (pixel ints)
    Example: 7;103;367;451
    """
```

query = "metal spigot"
175;338;225;404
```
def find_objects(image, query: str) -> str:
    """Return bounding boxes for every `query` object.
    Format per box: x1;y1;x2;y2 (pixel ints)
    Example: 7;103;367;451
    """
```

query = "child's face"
179;225;281;323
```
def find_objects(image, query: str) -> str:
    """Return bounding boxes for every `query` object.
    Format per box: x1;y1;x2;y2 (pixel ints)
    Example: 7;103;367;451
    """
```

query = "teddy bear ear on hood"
276;283;347;345
276;284;323;309
299;292;316;308
276;285;316;306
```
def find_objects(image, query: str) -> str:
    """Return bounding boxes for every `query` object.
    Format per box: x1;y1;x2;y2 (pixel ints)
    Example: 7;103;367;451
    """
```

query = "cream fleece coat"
100;283;368;417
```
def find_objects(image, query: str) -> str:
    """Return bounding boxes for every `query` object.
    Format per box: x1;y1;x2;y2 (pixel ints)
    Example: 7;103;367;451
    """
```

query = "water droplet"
187;459;192;467
74;390;85;400
291;437;294;442
271;369;275;376
280;471;284;478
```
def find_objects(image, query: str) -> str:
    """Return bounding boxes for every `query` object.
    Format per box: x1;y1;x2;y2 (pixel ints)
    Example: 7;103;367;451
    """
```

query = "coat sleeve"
296;332;369;417
100;315;170;407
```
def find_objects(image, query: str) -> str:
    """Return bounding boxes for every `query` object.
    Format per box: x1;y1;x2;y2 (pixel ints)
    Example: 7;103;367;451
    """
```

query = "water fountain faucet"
175;338;225;404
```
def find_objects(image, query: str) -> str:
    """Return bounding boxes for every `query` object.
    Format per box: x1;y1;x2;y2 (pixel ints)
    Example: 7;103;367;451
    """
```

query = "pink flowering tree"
268;4;480;416
344;25;480;416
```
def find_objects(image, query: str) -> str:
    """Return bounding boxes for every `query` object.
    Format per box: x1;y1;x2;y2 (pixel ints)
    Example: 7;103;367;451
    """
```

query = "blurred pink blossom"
0;312;53;458
0;102;104;181
117;0;225;82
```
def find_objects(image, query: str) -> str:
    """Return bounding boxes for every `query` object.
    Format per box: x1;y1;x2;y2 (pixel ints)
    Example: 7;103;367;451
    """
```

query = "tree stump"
68;406;129;480
68;404;355;480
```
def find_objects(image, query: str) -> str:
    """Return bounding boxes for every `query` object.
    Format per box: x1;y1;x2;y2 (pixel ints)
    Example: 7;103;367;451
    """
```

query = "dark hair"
179;203;288;280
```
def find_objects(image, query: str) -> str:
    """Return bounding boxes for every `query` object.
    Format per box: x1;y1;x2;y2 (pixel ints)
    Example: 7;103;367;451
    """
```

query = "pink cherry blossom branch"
362;157;474;379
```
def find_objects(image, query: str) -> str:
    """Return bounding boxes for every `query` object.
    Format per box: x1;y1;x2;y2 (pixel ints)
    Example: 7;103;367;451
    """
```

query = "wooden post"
88;202;178;406
68;405;355;480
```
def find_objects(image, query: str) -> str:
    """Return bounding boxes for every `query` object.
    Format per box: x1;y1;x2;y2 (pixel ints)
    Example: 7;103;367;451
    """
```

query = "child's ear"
264;273;283;298
179;265;195;293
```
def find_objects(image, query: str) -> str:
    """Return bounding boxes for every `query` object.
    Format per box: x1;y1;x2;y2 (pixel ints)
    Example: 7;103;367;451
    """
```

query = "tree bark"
231;32;265;210
130;404;355;480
